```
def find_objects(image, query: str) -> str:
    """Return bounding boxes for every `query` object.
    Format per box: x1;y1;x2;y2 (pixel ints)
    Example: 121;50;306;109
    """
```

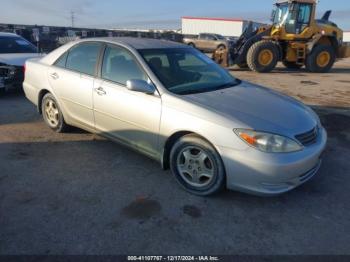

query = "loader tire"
305;45;335;73
282;61;303;69
247;40;278;73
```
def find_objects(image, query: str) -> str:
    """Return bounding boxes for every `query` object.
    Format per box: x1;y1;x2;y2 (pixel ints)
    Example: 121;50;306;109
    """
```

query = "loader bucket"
338;44;350;58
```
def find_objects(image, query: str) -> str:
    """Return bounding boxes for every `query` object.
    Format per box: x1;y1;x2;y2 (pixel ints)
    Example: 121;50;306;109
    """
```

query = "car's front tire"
170;135;226;196
41;93;69;133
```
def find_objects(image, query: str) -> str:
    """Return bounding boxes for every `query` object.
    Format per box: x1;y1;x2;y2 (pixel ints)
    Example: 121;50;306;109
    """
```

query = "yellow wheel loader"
213;0;350;73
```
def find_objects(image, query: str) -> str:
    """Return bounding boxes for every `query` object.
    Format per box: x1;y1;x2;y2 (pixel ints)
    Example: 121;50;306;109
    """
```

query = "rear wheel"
217;44;226;51
247;40;279;73
170;135;225;196
282;61;303;69
41;93;69;133
305;45;335;73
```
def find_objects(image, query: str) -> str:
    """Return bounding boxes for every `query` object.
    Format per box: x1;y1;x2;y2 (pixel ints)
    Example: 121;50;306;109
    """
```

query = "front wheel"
305;45;335;73
170;135;226;196
41;93;69;133
247;40;279;73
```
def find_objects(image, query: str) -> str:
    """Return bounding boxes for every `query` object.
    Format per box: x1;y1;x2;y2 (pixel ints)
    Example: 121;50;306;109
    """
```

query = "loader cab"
272;1;315;35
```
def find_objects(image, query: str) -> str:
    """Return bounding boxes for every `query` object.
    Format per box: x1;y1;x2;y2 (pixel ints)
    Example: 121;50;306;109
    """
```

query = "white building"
344;31;350;43
181;16;265;37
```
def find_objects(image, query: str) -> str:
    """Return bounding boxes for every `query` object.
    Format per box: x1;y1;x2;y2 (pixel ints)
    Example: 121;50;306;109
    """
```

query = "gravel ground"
0;58;349;255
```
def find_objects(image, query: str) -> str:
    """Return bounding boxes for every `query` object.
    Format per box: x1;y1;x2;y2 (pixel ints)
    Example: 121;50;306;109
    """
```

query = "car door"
93;44;161;158
196;34;207;50
207;35;218;51
47;42;102;130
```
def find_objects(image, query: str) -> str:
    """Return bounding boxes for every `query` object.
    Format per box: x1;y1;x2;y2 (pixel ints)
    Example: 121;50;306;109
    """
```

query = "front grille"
0;66;10;77
295;127;318;146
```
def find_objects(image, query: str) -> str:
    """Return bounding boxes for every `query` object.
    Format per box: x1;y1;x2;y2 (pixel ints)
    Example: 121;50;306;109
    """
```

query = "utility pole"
71;11;75;27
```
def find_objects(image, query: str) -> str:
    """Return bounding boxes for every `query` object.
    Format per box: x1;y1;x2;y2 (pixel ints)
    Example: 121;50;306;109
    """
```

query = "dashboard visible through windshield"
139;48;240;95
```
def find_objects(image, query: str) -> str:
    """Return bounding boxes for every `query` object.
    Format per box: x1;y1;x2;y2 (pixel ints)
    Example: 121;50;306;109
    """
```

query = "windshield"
139;48;239;95
0;36;38;54
273;3;290;25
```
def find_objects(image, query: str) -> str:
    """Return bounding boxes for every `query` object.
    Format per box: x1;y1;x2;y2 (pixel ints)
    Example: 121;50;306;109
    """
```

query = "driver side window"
101;45;147;86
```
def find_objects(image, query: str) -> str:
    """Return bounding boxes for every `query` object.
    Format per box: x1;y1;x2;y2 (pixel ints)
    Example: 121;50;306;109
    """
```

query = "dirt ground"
231;58;350;108
0;58;349;255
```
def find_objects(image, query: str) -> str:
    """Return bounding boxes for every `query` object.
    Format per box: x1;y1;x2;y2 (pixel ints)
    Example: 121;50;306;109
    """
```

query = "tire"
188;42;196;48
170;135;226;196
41;93;69;133
282;61;303;69
305;45;335;73
217;44;226;51
247;40;279;73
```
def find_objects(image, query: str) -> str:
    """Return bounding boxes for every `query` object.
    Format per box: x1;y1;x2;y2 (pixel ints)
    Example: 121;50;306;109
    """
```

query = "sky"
1;0;349;30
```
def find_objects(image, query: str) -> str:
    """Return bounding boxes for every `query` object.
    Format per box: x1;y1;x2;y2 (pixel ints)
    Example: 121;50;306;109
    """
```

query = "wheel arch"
316;36;338;51
37;89;51;114
217;43;226;49
161;131;221;170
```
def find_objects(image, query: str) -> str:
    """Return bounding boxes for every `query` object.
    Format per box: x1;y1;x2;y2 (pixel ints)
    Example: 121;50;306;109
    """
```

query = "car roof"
0;32;20;37
79;37;189;50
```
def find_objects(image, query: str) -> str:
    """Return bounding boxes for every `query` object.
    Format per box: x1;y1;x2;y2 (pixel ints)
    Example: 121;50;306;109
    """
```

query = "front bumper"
0;65;24;92
218;127;327;196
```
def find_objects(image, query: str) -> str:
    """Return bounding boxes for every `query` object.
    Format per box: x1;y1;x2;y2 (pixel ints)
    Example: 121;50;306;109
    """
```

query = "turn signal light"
239;132;257;145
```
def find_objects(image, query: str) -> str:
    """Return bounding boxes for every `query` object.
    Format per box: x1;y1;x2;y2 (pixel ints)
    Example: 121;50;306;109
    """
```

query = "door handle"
50;72;59;80
94;87;106;95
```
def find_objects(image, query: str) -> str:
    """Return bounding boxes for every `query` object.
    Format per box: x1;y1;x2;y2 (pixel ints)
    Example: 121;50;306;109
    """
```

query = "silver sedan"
23;37;327;196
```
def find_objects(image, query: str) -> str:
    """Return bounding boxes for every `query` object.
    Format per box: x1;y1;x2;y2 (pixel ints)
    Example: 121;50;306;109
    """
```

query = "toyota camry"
23;37;327;196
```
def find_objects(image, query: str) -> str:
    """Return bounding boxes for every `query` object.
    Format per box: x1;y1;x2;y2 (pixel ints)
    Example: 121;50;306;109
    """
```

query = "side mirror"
126;79;155;94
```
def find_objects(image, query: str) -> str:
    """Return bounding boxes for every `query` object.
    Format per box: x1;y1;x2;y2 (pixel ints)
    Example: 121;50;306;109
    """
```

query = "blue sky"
1;0;350;30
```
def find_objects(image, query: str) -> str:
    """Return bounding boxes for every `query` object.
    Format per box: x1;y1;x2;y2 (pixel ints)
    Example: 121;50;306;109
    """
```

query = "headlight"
234;129;303;153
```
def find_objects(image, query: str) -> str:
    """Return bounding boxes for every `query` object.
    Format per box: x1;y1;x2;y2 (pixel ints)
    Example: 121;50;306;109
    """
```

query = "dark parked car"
0;32;41;93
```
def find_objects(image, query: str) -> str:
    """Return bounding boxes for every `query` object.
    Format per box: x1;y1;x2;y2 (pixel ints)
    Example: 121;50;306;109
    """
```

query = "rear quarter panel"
23;59;51;107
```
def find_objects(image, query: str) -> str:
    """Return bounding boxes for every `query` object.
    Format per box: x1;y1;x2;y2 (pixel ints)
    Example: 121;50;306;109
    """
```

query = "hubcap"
176;146;215;188
316;51;330;67
258;49;273;66
44;99;59;127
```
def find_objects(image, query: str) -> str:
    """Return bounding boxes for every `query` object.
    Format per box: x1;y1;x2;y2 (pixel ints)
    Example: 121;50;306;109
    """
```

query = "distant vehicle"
213;0;350;72
23;37;326;196
183;33;231;52
0;32;41;93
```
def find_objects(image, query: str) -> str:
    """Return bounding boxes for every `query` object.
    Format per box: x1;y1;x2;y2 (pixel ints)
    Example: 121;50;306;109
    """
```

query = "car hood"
184;81;318;136
0;53;42;66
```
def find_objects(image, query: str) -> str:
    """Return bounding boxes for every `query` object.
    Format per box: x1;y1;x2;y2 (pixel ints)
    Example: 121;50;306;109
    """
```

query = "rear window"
65;42;101;75
0;36;38;53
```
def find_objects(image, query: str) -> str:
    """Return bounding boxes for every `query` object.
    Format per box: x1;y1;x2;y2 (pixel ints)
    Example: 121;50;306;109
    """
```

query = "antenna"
71;11;75;27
